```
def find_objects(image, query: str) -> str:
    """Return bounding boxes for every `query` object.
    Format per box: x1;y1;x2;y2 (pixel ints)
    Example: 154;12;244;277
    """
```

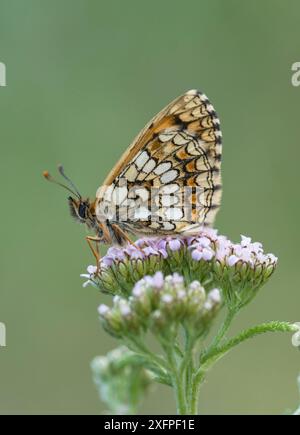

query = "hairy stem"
202;309;236;360
189;321;297;413
164;343;187;415
201;321;297;367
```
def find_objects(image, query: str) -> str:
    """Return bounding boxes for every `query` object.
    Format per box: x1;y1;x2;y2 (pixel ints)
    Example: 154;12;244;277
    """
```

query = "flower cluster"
98;272;221;339
82;230;278;310
91;346;151;414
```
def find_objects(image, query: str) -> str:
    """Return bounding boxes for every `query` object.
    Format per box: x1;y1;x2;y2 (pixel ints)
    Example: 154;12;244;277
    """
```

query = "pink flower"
168;239;182;251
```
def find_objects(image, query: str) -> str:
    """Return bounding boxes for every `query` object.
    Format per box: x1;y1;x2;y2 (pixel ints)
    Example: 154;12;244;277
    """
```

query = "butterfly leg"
86;236;101;275
111;224;143;253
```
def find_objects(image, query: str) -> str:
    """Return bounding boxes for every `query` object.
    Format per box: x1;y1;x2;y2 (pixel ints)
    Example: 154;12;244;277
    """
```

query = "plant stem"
173;371;187;415
165;344;187;414
200;310;236;364
179;330;195;413
126;337;170;372
201;321;297;367
204;309;236;356
189;321;296;414
190;370;205;415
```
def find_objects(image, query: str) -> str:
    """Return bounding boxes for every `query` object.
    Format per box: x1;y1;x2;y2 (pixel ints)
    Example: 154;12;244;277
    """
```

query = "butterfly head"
67;196;92;222
43;165;97;230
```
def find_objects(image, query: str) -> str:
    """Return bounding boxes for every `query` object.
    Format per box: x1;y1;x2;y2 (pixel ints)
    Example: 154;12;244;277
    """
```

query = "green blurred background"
0;0;299;415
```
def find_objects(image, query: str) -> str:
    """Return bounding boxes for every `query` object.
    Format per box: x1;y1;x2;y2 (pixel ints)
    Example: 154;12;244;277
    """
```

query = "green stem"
185;354;194;413
173;371;187;415
179;330;195;414
125;337;175;386
203;309;236;358
202;321;297;367
168;348;187;414
190;370;205;415
200;310;236;364
190;321;296;414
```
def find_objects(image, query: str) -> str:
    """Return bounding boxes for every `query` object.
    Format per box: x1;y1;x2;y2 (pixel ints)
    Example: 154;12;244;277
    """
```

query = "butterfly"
44;89;222;270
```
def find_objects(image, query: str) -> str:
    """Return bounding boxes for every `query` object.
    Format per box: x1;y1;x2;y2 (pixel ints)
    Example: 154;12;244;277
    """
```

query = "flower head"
98;272;221;339
82;229;278;310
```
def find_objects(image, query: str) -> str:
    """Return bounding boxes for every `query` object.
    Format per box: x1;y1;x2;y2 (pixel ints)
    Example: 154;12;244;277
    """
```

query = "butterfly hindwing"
96;90;222;235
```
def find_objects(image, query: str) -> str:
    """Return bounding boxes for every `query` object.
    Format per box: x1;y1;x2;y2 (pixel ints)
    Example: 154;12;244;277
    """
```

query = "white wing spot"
143;158;156;174
161;195;179;206
165;208;183;221
160;169;178;184
135;151;150;169
154;162;172;175
159;184;179;194
134;206;151;220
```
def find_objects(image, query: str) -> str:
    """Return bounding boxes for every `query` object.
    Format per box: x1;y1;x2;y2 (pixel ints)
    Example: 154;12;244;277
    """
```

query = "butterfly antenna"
57;165;82;199
43;170;81;199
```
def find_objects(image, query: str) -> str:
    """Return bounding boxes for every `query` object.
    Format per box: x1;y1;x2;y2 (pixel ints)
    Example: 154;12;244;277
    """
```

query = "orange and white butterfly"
44;89;222;266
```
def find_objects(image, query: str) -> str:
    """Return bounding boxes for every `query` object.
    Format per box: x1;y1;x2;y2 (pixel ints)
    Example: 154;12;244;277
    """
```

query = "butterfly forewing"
96;90;222;236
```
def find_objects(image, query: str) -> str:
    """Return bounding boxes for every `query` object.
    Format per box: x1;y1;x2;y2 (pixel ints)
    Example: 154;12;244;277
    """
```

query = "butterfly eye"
78;203;87;219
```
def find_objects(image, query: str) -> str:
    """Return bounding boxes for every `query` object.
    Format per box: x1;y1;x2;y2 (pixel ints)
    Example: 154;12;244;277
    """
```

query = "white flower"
227;255;239;267
241;235;252;247
202;247;214;261
98;304;110;316
80;265;98;287
208;288;221;304
292;323;300;347
197;236;211;248
119;300;131;317
87;265;98;275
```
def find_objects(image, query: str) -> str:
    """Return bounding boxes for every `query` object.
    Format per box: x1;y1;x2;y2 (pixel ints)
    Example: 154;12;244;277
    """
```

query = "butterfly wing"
96;89;222;235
